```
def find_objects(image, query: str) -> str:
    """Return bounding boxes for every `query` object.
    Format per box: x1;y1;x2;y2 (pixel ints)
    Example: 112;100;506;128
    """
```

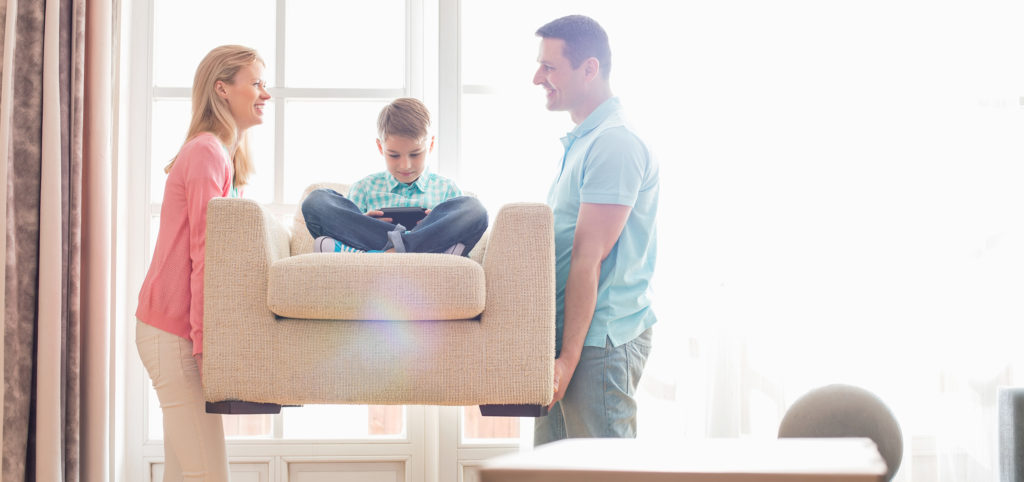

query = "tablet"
373;206;428;228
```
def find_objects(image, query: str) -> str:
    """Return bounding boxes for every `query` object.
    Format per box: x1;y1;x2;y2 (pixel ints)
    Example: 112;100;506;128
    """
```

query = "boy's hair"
536;15;612;80
377;98;431;141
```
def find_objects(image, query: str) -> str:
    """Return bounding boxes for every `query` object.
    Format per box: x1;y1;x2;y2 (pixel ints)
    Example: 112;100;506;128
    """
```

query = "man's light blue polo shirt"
348;170;462;213
547;97;659;349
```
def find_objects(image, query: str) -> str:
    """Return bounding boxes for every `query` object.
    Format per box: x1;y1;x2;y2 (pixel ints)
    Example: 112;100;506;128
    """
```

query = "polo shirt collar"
385;170;431;193
564;96;622;144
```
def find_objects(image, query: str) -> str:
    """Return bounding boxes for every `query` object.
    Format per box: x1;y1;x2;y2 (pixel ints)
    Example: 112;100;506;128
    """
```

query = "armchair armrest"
203;197;291;400
480;202;556;404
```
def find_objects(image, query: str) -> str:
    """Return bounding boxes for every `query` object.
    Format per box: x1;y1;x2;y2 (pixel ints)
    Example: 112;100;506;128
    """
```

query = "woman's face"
218;62;270;132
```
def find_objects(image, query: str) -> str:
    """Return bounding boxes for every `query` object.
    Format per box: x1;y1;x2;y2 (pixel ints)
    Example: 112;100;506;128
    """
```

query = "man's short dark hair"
536;15;612;80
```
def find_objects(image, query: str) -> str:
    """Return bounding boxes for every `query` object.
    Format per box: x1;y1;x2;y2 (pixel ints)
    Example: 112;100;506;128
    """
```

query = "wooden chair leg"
479;404;549;417
206;401;294;414
207;401;546;417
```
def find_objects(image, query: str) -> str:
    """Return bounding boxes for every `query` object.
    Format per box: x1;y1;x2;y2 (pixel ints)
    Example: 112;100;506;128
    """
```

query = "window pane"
146;365;273;440
151;100;276;204
149;215;160;262
147;370;162;441
286;0;405;88
222;414;273;439
462;2;552;87
152;0;275;87
460;92;566;213
240;102;276;204
368;405;404;436
151;100;190;204
282;405;404;439
464;0;660;85
282;99;392;203
462;407;518;443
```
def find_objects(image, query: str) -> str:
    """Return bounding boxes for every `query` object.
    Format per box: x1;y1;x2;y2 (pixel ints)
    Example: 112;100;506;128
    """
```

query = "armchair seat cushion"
268;252;486;321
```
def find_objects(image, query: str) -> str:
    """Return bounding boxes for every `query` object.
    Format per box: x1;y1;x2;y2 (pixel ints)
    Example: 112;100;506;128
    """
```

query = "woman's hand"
194;353;203;381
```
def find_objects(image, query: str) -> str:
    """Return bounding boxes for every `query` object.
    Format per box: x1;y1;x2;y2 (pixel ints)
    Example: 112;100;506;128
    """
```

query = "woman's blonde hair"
164;45;264;188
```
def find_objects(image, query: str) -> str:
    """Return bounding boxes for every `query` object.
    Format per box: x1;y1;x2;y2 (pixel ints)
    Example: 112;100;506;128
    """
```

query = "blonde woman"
136;45;270;481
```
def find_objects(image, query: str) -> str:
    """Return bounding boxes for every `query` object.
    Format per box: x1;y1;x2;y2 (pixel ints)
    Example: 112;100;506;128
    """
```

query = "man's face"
533;37;586;112
378;135;434;185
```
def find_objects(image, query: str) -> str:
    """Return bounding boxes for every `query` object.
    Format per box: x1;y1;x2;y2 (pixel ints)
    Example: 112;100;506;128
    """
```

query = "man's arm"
550;201;632;408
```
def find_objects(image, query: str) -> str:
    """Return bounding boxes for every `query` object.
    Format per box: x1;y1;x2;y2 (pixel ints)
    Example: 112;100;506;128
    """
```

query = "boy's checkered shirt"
348;170;462;212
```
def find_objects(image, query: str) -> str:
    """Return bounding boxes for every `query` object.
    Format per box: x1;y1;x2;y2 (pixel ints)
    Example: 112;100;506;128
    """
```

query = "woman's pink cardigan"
136;132;234;356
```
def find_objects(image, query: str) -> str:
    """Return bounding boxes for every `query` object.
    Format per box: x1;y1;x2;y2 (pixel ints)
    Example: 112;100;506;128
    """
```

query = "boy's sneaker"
443;242;466;256
313;236;365;253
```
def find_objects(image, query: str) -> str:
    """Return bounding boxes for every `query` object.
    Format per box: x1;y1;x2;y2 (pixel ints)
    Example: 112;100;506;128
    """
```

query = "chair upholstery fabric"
202;184;555;407
268;253;486;320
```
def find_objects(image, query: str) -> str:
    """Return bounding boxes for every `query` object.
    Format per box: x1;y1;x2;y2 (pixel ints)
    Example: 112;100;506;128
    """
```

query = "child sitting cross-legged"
301;97;487;256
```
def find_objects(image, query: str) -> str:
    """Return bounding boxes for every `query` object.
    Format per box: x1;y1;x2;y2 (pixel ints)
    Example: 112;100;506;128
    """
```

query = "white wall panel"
287;461;405;482
151;461;270;482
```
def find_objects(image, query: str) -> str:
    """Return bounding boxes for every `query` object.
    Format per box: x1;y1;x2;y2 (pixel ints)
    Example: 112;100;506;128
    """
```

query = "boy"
302;98;487;256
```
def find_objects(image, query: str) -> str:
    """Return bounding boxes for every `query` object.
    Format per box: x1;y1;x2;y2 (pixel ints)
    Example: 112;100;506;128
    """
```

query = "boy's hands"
366;209;430;225
365;210;392;223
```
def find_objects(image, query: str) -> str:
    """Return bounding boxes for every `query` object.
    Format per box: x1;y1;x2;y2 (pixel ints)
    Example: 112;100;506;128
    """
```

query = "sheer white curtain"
460;1;1024;480
626;2;1024;481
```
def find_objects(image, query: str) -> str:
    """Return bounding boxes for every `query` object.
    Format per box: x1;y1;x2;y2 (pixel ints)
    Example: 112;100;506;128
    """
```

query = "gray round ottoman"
778;384;903;481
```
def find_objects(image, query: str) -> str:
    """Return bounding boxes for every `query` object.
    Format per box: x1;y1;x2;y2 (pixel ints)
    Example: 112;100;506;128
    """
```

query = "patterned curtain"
0;0;111;481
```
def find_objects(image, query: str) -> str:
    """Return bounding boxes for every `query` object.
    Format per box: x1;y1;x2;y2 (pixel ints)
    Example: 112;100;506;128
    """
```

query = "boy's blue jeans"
534;327;653;445
301;188;488;254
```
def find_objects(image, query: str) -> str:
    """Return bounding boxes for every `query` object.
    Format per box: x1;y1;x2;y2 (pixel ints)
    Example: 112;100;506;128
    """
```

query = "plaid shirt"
347;170;462;212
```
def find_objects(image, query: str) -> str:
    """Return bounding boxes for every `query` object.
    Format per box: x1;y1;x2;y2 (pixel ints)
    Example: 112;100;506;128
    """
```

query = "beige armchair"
202;183;555;415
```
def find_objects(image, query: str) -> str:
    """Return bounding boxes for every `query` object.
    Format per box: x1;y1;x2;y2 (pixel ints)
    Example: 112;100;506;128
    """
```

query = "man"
532;14;660;445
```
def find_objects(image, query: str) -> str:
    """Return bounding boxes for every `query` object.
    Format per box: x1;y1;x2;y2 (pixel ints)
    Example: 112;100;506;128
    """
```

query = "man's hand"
549;356;578;409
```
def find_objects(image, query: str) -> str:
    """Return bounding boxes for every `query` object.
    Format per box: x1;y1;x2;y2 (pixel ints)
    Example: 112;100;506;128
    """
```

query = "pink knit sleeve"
183;136;232;356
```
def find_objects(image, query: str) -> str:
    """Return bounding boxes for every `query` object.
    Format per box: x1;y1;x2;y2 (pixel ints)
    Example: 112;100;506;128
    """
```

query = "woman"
136;45;270;481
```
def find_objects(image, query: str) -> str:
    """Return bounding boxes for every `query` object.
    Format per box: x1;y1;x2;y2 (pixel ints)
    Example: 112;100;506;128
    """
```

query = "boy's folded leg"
443;243;466;256
313;236;341;252
313;236;382;253
384;225;408;253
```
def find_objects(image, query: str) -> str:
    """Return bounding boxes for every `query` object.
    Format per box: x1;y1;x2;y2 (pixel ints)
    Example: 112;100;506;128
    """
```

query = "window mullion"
437;0;460;181
274;0;286;206
406;0;417;99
